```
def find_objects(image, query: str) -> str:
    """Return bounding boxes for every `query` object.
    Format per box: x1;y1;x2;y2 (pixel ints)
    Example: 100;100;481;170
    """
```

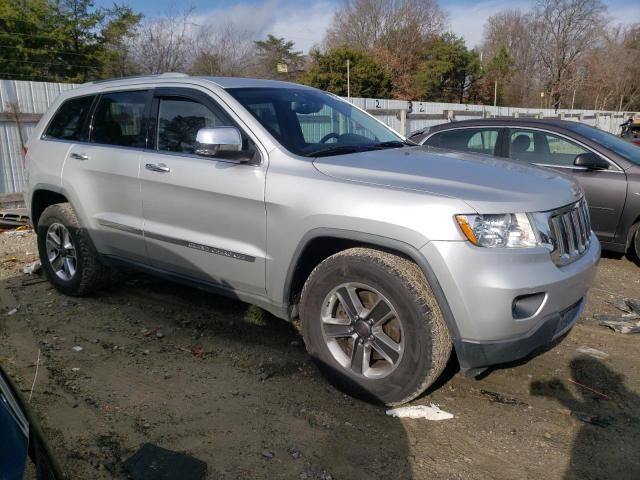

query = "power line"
0;44;101;59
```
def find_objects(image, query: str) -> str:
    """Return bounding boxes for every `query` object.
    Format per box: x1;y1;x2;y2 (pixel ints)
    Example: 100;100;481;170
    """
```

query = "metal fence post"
399;109;407;137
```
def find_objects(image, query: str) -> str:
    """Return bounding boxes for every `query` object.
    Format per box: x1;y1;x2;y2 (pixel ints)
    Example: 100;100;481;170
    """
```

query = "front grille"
549;198;591;266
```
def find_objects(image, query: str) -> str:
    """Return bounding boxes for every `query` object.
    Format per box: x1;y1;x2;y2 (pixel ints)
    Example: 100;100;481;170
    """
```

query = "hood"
312;146;582;213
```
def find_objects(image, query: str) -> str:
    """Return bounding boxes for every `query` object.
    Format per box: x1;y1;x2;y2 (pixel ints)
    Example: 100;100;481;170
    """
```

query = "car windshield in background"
227;87;405;157
564;123;640;165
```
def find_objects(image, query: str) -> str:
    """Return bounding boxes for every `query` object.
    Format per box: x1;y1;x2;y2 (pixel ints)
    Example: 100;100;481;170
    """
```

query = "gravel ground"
1;229;639;479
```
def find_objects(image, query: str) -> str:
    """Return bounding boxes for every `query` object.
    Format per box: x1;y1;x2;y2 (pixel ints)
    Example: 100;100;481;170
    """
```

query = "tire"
300;247;452;406
37;203;109;296
630;226;640;265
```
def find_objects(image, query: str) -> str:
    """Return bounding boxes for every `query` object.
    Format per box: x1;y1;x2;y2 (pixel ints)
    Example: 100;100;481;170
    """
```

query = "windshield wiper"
373;140;412;148
309;140;412;158
309;145;375;157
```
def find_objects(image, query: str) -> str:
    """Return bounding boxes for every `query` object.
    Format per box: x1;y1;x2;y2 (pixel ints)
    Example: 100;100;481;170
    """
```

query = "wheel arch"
30;187;69;228
283;228;461;342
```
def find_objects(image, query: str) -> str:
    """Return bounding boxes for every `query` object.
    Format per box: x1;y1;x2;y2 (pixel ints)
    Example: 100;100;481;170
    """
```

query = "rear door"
506;128;627;243
63;89;150;263
140;87;267;295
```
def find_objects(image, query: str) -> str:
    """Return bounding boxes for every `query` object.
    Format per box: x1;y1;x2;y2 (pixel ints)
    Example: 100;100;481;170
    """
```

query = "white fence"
0;79;635;194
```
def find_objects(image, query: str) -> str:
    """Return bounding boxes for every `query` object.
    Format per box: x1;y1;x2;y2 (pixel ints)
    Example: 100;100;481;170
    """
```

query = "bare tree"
325;0;448;51
532;0;607;109
134;9;195;74
482;10;540;106
325;0;447;99
190;24;257;77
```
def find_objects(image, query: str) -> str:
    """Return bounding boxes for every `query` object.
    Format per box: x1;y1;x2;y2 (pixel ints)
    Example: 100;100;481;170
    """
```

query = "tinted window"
44;95;94;141
91;91;147;147
156;98;230;154
426;128;499;155
564;122;640;165
508;129;590;167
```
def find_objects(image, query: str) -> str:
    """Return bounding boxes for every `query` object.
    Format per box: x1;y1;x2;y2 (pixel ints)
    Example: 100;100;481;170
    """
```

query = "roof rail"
83;72;189;85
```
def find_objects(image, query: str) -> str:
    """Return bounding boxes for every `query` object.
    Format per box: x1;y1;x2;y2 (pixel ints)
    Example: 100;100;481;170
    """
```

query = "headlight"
455;213;539;248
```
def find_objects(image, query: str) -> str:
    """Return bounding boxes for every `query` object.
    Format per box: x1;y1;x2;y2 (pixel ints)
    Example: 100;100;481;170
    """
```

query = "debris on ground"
606;297;640;316
261;450;274;459
124;443;207;480
576;347;609;360
6;305;19;316
386;404;454;420
598;318;640;334
71;346;83;352
566;410;611;427
22;260;41;274
480;389;528;406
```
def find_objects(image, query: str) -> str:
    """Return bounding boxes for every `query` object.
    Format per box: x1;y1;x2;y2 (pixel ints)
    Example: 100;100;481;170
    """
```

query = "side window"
466;130;499;155
44;95;95;141
91;91;147;148
156;97;231;154
508;129;591;167
426;129;499;155
544;133;590;167
508;130;536;162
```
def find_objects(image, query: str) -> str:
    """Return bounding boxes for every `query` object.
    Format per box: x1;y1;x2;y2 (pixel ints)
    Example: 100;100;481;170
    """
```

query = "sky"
95;0;640;52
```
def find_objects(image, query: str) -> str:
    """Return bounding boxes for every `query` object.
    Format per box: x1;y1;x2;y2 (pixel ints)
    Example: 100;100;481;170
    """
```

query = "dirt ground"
1;229;639;480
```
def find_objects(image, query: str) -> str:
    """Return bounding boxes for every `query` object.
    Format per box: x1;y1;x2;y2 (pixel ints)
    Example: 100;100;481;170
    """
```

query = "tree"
325;0;447;99
299;47;392;98
475;46;514;105
133;9;194;74
0;0;65;81
99;4;143;78
53;0;106;82
190;24;256;77
413;34;481;103
481;9;539;106
252;35;304;80
325;0;447;52
532;0;607;109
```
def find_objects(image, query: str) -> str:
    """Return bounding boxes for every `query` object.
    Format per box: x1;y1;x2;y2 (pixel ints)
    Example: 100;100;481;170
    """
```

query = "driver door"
140;87;267;294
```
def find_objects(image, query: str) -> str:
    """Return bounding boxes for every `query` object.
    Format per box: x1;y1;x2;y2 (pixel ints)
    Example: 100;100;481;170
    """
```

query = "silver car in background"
23;75;600;405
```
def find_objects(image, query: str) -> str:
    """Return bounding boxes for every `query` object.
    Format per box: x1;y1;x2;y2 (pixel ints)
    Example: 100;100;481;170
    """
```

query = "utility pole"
346;59;350;101
493;80;497;107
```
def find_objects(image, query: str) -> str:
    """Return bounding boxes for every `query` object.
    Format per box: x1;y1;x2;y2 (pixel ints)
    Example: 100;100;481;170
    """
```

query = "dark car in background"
410;119;640;260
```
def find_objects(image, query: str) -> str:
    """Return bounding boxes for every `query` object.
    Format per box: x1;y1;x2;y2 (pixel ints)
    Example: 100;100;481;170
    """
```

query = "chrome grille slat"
549;198;591;266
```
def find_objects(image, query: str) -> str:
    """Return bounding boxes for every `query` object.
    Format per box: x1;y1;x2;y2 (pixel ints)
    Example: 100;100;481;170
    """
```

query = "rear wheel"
300;248;451;405
37;203;110;296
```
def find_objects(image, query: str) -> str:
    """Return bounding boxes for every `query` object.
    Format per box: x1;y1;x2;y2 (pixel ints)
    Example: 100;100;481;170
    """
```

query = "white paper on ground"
386;404;454;420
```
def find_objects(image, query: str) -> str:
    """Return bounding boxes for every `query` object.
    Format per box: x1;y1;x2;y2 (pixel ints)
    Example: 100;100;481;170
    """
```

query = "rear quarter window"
43;95;95;141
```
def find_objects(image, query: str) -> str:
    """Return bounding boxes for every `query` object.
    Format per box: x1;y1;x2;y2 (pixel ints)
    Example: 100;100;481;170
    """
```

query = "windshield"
563;122;640;165
227;87;405;157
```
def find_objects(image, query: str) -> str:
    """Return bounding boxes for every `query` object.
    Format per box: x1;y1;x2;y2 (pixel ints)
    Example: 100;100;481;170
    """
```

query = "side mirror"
195;127;243;158
573;152;609;170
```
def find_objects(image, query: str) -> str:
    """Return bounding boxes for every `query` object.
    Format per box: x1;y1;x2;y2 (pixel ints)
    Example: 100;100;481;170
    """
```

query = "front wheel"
300;248;452;405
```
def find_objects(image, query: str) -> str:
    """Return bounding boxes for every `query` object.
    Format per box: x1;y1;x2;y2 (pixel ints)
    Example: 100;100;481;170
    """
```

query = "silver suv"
24;75;600;405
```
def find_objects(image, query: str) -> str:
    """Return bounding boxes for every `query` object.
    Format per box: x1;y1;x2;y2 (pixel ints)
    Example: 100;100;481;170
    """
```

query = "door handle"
145;163;171;173
70;152;89;161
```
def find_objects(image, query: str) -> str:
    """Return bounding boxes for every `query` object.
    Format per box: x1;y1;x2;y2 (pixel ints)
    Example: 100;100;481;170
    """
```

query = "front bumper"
421;233;600;372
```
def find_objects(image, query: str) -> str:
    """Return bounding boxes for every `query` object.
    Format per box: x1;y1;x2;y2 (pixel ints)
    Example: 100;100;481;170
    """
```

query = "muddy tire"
300;247;452;406
37;203;109;296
